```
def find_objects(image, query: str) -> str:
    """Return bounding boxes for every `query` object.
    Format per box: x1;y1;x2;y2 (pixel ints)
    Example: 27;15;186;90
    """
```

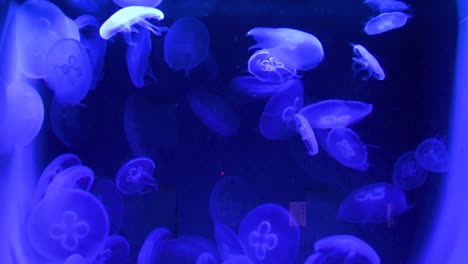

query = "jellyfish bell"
115;157;158;195
196;252;217;264
326;126;369;170
44;165;95;197
393;151;429;190
94;235;130;264
293;114;319;156
247;49;298;83
137;227;171;263
350;43;385;81
214;223;247;261
364;12;410;35
415;137;449;173
363;0;409;12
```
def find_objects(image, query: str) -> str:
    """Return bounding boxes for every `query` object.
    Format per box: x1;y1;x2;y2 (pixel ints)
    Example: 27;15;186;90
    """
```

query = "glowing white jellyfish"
351;43;385;80
364;12;410;35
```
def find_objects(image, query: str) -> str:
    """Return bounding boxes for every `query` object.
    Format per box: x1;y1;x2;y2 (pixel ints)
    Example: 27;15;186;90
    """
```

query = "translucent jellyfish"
238;203;300;264
99;6;166;39
306;234;381;264
44;39;92;105
351;44;385;81
92;179;125;234
393;151;429;190
45;165;95;197
196;252;217;264
248;49;297;83
34;153;82;202
246;27;324;71
294;111;319;156
64;254;86;264
230;76;283;99
0;82;44;153
364;12;410;35
50;100;91;148
115;157;158;195
415;138;449;173
94;235;130;264
15;0;80;78
326;126;369;170
187;89;240;136
297;99;373;129
259;79;304;140
126;27;154;88
363;0;409;12
137;227;171;263
214;223;247;261
27;189;109;261
164;17;210;75
339;182;410;224
113;0;162;7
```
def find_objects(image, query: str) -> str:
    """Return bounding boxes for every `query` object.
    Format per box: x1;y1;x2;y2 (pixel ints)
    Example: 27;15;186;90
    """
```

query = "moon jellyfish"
50;100;91;148
306;234;380;264
92;179;125;234
45;165;95;197
364;0;409;12
326;126;369;170
94;235;130;264
364;12;410;35
64;254;86;264
230;76;283;99
259;79;304;140
126;28;154;88
164;17;210;75
415;138;449;173
393;151;429;190
138;227;171;263
0;82;44;153
248;49;297;83
214;223;247;261
15;0;80;78
27;189;109;262
239;203;300;264
44;39;92;105
247;27;324;71
196;252;217;264
116;157;158;195
351;44;385;81
113;0;162;7
339;183;410;224
297;100;373;129
99;6;166;39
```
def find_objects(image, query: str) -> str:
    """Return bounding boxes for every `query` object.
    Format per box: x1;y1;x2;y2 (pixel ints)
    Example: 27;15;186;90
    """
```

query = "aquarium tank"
0;0;467;263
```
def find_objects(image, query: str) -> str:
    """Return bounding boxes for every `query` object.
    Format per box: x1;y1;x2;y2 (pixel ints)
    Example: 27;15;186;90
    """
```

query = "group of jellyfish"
0;0;450;263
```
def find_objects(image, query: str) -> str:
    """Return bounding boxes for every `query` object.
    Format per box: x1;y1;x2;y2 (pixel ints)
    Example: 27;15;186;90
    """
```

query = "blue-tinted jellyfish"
0;82;44;153
297;99;373;129
248;49;297;83
44;39;92;105
415;138;449;173
50;100;91;148
259;79;304;140
137;227;171;263
45;165;95;197
393;151;429;190
113;0;162;7
294;112;319;156
164;17;210;75
230;76;283;99
27;189;109;262
187;89;240;136
364;12;410;35
15;0;80;78
306;234;381;264
196;252;217;264
214;223;247;261
339;183;410;224
34;153;82;202
238;203;300;264
247;27;324;71
100;6;166;39
125;27;154;88
364;0;409;12
64;254;86;264
94;235;130;264
115;157;158;195
351;44;385;81
326;126;369;170
92;179;124;234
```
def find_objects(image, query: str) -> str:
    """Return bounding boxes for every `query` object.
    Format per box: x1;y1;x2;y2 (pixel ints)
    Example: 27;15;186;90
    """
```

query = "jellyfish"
64;254;86;264
364;12;410;35
246;27;324;71
196;252;217;264
214;223;247;261
125;27;154;88
0;82;44;153
100;6;166;39
115;157;158;195
15;0;80;78
222;255;254;264
137;227;171;263
259;79;304;140
363;0;409;12
164;17;210;75
44;39;93;105
297;99;373;129
326;126;369;170
27;189;109;262
350;44;385;81
415;138;449;173
393;151;429;190
113;0;163;7
339;182;410;224
248;49;298;83
187;89;240;136
92;179;125;234
94;235;130;264
239;204;300;264
50;100;91;148
306;234;381;264
230;76;283;99
44;165;95;197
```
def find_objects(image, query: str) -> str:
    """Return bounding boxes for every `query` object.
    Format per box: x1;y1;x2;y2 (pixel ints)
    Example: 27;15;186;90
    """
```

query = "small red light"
220;171;225;176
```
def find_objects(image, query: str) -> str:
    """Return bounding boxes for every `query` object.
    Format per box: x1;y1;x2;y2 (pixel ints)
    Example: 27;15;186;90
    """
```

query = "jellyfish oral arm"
137;20;168;36
294;114;319;156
